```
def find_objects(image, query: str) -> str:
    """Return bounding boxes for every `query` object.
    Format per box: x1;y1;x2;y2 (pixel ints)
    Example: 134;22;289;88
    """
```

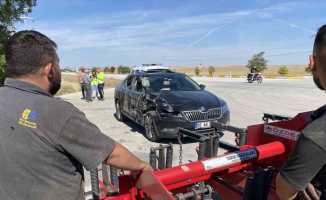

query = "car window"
131;77;144;93
142;77;150;88
125;75;133;89
147;74;201;92
131;78;137;91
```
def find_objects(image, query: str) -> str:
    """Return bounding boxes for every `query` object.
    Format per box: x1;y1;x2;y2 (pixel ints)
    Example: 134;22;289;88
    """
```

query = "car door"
122;75;133;115
129;77;145;120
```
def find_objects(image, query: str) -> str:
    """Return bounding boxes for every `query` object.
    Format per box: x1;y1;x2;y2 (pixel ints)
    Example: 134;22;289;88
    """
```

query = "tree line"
75;66;131;74
194;52;311;77
105;66;131;74
0;0;36;85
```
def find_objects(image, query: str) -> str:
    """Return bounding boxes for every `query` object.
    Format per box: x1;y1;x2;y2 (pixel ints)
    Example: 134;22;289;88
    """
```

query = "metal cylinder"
213;136;219;157
90;168;100;200
204;137;214;158
155;141;285;191
109;166;119;192
198;141;206;160
101;163;110;188
149;148;157;170
158;145;166;169
166;144;173;168
239;131;247;146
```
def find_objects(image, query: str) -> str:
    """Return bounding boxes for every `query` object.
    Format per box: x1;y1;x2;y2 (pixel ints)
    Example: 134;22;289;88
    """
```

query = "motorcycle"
247;72;263;83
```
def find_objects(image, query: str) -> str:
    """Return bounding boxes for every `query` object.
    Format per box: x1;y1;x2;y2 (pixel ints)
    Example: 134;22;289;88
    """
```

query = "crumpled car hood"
155;90;224;112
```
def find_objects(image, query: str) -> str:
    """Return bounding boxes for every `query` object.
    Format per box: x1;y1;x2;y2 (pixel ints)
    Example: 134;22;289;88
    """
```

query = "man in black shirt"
0;30;151;200
276;25;326;200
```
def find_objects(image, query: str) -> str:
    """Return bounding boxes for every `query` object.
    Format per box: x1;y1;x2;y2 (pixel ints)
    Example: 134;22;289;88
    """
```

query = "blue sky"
16;0;326;67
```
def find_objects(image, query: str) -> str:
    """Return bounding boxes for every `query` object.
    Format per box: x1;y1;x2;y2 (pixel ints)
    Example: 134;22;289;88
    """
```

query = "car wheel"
115;100;125;122
144;112;159;142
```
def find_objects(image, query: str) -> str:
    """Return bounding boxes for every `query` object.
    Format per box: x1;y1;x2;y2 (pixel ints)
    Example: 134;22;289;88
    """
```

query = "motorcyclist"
248;68;257;82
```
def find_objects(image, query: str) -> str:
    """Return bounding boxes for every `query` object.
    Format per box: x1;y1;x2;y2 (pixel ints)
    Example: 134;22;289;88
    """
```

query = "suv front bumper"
153;112;229;139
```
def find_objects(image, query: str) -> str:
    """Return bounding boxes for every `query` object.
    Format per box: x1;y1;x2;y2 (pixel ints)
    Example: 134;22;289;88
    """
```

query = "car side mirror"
199;84;206;90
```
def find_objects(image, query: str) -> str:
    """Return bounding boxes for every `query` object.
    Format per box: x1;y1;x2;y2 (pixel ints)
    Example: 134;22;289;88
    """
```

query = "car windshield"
145;74;201;92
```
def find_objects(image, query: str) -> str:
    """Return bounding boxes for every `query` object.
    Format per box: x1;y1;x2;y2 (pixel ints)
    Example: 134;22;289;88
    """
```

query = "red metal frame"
100;111;312;200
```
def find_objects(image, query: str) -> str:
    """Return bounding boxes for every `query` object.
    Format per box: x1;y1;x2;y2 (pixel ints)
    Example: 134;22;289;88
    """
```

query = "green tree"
117;65;130;74
103;66;110;73
208;66;215;77
0;0;37;85
246;51;268;72
194;66;200;76
110;66;116;73
278;65;289;76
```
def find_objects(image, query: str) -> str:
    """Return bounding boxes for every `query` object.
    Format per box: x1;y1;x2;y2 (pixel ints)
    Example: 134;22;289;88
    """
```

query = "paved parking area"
62;77;326;162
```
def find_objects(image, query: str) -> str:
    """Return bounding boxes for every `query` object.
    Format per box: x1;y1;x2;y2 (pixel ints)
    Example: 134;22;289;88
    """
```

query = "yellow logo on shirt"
19;109;38;129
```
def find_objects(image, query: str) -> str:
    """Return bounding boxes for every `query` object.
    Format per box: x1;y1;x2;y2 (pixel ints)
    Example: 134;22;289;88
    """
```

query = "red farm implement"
88;111;312;200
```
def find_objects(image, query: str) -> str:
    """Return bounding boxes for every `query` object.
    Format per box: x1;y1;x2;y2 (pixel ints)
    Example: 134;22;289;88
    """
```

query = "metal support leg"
239;132;247;146
213;136;219;157
90;168;100;200
206;136;214;158
149;148;157;170
110;166;119;193
243;167;274;200
198;141;206;160
101;163;110;188
158;145;166;169
166;144;173;168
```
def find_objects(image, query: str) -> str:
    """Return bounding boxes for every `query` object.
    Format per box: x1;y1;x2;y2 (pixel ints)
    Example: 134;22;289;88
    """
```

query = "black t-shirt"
0;78;116;200
281;111;326;192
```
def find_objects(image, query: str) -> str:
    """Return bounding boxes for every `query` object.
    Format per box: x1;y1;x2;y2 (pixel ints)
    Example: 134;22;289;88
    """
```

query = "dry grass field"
57;64;309;95
171;65;309;78
57;73;121;96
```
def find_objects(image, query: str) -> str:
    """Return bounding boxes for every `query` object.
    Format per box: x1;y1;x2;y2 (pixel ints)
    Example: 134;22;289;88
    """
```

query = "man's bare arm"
105;143;151;171
276;173;298;200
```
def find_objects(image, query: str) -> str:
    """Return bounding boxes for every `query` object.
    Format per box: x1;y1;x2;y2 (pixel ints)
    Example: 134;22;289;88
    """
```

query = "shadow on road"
114;113;197;144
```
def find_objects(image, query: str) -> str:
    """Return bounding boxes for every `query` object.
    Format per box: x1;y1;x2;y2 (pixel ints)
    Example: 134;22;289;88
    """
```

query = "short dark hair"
4;30;58;77
313;25;326;66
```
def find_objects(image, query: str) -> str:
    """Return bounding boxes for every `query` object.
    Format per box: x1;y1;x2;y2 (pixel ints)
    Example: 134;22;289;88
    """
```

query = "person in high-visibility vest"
97;68;105;100
91;69;99;99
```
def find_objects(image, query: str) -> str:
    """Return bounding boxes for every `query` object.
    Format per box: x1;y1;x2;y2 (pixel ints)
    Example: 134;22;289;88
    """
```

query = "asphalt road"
61;77;326;193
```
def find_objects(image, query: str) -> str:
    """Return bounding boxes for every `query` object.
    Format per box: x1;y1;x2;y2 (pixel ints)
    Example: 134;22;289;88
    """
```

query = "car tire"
115;100;125;122
144;112;159;142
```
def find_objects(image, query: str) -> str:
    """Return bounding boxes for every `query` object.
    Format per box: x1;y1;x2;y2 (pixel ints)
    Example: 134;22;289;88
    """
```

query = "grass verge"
57;74;121;96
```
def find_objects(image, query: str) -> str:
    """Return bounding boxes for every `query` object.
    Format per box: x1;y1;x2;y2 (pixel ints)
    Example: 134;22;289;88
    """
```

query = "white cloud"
16;1;316;65
19;7;270;51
